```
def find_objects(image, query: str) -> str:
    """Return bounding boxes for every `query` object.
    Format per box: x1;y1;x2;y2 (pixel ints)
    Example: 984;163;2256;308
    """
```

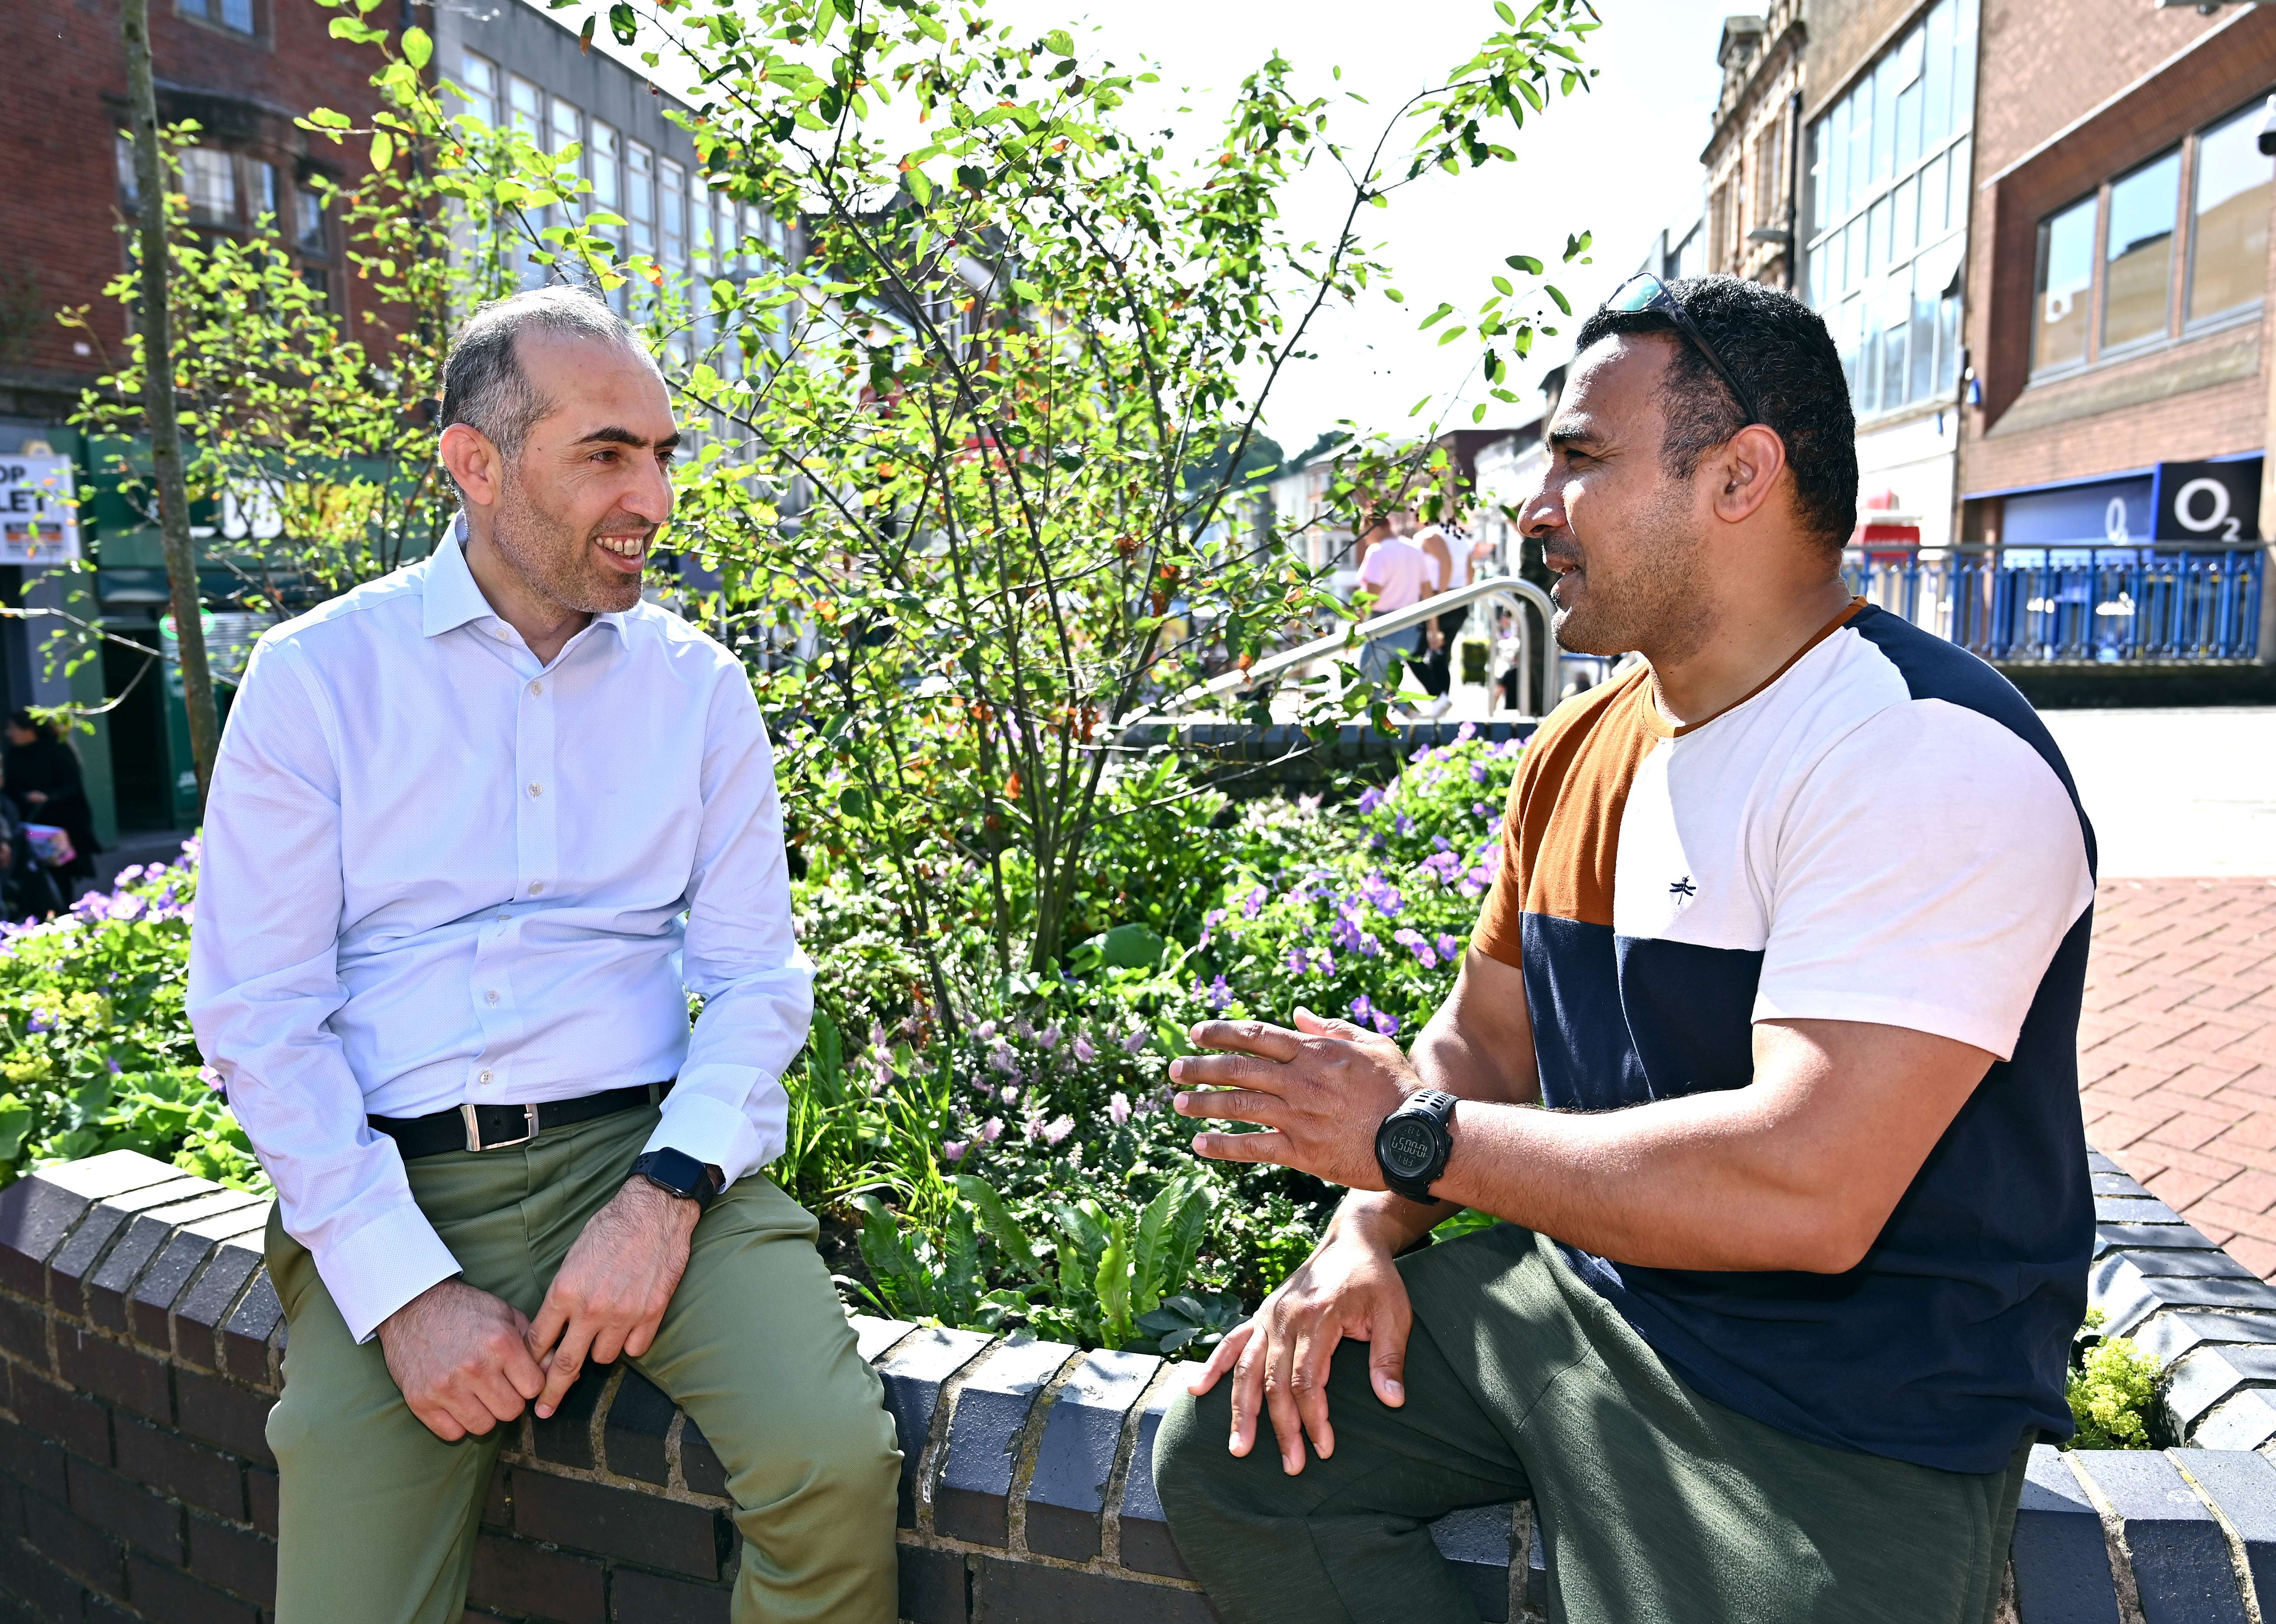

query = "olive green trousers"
263;1105;902;1624
1154;1223;2031;1624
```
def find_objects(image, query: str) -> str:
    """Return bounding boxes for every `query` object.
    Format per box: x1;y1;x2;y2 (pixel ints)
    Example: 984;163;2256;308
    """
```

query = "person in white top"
187;287;899;1624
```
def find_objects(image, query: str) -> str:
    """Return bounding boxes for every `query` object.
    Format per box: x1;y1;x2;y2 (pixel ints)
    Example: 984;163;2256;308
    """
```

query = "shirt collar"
421;513;636;641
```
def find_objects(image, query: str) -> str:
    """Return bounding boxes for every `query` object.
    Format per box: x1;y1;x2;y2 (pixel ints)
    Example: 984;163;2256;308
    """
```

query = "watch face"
1382;1117;1439;1178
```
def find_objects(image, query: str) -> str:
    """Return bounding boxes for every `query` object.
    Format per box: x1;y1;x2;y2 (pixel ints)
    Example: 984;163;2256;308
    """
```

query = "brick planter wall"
7;1148;2276;1623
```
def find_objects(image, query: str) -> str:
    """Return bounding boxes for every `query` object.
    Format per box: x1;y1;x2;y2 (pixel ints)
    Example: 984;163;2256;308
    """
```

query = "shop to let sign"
0;456;82;564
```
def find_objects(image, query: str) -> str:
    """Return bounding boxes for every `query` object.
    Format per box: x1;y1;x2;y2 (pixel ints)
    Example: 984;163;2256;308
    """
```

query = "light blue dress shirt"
187;531;813;1342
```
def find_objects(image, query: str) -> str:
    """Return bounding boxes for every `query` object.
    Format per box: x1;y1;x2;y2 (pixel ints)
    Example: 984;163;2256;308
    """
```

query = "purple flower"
1393;928;1436;969
1313;948;1337;978
1357;785;1385;814
1108;1091;1131;1127
986;1046;1020;1077
942;1140;970;1163
1473;802;1490;820
1370;1010;1400;1036
1410;743;1432;764
25;1011;49;1034
1073;1035;1097;1064
1436;933;1460;961
115;864;146;887
1348;994;1374;1022
1241;885;1268;921
1041;1115;1075;1146
1433;835;1453;852
976;1019;998;1042
1285;946;1310;975
1394;813;1413;836
999;1084;1020;1104
1470;762;1488;783
1036;1025;1060;1051
980;1117;1005;1142
1456;721;1477;742
1206;975;1234;1011
198;1064;224;1091
1122;1027;1150;1054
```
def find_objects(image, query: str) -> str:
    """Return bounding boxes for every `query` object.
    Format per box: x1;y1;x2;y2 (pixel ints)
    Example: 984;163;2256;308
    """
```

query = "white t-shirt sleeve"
1752;699;2094;1061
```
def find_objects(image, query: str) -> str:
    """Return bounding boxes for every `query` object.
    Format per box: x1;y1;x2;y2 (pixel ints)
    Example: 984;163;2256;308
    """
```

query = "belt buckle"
462;1102;541;1153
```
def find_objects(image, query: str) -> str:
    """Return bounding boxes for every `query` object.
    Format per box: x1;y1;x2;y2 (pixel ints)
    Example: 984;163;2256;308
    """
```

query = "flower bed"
0;732;1527;1356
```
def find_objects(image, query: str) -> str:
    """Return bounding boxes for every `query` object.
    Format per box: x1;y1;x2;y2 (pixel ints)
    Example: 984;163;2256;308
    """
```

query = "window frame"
2097;144;2184;361
176;0;259;40
2182;96;2276;334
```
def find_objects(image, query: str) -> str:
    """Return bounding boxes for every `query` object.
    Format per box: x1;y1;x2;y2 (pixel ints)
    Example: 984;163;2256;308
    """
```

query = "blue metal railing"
1841;544;2266;664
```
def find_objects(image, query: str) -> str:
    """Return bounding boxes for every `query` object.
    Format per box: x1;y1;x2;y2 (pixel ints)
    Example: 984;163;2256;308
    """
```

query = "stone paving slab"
2081;878;2276;1279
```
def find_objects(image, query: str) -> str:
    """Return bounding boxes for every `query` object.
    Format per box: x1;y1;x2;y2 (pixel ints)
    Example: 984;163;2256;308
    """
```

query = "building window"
1804;0;1977;418
179;0;254;36
550;97;583;162
2028;97;2271;378
460;51;501;129
296;184;327;254
660;158;686;274
508;76;542;142
627;141;655;259
2188;101;2275;325
116;132;140;211
2103;150;2180;352
2033;194;2095;374
182;146;238;229
251;159;279;229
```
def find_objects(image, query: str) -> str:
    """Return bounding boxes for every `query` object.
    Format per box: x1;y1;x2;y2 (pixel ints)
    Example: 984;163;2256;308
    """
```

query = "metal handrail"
1137;574;1560;722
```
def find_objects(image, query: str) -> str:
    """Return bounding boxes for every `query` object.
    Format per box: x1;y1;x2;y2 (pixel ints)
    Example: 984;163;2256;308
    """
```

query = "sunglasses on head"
1601;274;1763;430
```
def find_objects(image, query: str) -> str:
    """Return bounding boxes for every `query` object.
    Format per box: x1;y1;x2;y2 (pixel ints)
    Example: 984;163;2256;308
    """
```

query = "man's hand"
1171;1008;1418;1187
1186;1207;1416;1475
526;1177;699;1418
375;1277;547;1442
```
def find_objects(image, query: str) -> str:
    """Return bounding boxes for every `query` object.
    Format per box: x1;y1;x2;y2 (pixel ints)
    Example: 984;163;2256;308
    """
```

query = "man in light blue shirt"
189;286;900;1623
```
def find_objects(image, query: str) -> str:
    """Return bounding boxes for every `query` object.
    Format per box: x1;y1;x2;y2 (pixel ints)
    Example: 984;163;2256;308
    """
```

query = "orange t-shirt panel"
1470;667;1660;963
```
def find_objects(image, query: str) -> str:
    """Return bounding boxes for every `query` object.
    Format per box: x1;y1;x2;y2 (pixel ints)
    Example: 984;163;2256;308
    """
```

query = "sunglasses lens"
1609;275;1662;314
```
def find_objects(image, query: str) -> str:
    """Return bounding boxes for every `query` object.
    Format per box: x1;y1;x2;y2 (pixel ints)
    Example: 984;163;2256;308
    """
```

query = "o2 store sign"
0;455;80;564
2153;458;2261;544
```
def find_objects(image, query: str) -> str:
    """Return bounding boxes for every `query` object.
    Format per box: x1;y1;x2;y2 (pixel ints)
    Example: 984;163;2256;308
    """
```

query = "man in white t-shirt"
1155;275;2094;1623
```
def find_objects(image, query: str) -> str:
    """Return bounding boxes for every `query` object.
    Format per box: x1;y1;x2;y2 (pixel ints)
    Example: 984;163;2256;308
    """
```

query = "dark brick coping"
1;1149;2275;1622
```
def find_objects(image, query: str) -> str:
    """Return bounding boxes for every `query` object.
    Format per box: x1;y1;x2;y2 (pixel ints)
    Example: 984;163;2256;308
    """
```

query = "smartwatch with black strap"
631;1148;722;1211
1374;1089;1458;1203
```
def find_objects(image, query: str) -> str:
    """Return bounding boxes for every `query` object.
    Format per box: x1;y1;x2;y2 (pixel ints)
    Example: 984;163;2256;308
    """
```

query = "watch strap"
632;1149;719;1210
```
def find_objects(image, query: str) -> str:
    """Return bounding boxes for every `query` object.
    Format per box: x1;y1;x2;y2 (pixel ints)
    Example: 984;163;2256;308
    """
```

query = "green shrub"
2067;1310;2165;1449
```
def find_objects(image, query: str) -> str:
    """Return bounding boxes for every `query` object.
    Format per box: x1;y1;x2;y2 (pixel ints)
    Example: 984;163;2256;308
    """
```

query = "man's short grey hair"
438;286;650;487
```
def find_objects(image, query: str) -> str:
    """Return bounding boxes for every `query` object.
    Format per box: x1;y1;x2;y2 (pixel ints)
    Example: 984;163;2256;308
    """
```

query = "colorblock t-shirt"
1471;601;2097;1473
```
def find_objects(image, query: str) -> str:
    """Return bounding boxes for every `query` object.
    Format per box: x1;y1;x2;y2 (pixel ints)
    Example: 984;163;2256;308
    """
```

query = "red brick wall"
2;0;398;413
1960;0;2276;499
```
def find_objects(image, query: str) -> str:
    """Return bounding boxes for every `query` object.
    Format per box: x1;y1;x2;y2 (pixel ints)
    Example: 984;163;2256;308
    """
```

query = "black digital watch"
1374;1089;1458;1203
631;1148;722;1211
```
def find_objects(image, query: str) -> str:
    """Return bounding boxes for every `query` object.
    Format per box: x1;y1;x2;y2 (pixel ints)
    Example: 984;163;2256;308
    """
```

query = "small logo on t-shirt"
1669;875;1696;901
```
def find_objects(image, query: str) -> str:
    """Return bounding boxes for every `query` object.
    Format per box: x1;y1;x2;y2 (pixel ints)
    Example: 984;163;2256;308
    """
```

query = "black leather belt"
371;1081;674;1159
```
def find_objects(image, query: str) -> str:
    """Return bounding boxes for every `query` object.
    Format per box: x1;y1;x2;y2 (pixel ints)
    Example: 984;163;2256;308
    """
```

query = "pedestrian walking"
3;709;99;889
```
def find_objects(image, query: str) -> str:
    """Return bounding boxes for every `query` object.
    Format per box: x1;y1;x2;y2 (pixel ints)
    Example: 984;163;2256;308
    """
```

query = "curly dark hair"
1573;275;1858;556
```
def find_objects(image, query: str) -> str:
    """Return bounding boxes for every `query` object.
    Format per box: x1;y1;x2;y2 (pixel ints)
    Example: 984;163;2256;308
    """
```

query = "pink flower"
979;1117;1004;1142
1108;1091;1131;1127
942;1140;970;1163
1073;1035;1097;1063
1041;1115;1075;1146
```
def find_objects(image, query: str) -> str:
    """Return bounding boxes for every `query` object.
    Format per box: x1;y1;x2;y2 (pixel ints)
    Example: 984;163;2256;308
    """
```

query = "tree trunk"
119;0;222;819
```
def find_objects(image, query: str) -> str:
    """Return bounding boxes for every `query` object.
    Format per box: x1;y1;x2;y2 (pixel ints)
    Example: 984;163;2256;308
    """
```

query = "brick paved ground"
2080;877;2276;1278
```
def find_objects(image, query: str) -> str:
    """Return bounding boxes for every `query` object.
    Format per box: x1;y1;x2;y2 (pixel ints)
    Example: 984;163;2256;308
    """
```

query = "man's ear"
1709;422;1789;527
438;423;504;510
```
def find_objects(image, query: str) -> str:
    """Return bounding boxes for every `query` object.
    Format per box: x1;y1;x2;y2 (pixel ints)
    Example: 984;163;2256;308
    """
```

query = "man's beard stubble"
1551;480;1713;669
490;464;647;616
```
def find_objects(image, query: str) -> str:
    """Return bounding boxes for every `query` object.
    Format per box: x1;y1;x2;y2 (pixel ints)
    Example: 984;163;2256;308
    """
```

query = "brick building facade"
1702;4;1807;290
1957;2;2276;563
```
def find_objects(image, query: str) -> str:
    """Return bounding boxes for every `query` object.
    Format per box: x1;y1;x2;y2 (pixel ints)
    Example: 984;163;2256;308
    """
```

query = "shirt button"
485;990;500;1006
528;680;543;696
528;882;545;895
479;1069;494;1084
527;782;544;798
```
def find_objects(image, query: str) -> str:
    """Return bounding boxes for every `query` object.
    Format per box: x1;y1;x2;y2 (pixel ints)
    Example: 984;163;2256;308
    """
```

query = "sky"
552;0;1727;451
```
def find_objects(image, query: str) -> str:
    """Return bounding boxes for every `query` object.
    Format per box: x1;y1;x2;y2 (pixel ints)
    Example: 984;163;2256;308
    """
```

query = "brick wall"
1960;0;2276;493
1;0;398;420
6;1148;2276;1624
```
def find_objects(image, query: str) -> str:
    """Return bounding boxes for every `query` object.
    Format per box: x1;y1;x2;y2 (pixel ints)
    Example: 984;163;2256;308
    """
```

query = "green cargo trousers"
262;1105;902;1624
1154;1223;2031;1624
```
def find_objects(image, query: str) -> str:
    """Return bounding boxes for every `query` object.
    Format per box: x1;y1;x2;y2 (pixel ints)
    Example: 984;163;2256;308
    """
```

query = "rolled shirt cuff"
646;1065;774;1189
315;1200;463;1345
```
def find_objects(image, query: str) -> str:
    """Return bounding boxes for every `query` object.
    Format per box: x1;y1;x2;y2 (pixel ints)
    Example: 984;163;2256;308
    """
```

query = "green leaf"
1506;254;1543;274
956;1174;1043;1280
1491;275;1513;296
1494;0;1516;19
609;2;637;45
1545;285;1571;315
853;1194;931;1319
1095;1218;1133;1347
305;107;353;130
400;25;431;68
369;130;395;173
